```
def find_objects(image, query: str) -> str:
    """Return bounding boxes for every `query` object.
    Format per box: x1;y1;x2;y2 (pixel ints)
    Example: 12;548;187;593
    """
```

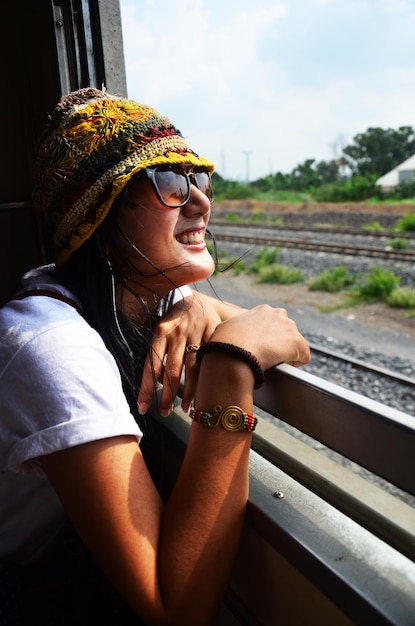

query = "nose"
182;184;211;217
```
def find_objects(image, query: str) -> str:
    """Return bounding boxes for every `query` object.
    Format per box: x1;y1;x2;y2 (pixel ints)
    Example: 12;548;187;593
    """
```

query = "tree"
342;126;415;177
315;159;341;184
290;159;320;190
252;172;293;192
290;158;341;190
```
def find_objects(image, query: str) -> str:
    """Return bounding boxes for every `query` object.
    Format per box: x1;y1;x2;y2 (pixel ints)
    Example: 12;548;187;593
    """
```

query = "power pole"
242;151;251;184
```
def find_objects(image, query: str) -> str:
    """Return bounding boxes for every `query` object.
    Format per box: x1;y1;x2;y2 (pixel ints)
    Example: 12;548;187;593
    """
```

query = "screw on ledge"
273;491;284;499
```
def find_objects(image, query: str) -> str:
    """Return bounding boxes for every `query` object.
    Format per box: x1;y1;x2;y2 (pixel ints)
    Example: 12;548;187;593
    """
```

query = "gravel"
303;331;415;416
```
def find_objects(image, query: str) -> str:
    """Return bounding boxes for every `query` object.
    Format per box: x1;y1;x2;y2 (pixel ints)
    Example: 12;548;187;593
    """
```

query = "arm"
192;290;247;321
41;305;310;625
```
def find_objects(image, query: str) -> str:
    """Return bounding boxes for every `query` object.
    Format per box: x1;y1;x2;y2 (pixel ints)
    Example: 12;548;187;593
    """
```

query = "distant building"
376;155;415;191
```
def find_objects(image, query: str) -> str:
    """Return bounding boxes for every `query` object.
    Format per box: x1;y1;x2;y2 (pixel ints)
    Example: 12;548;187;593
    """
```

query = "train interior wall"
1;2;62;304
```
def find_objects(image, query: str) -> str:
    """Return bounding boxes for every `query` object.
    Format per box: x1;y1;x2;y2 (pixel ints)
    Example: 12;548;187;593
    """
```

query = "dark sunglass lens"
154;169;189;206
195;172;213;201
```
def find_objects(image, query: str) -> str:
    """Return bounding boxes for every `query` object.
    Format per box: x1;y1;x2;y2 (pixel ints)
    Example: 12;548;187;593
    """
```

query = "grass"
396;212;415;232
248;246;304;283
222;212;283;225
364;221;385;231
250;247;281;273
308;266;355;293
257;264;304;284
229;258;248;275
367;196;415;205
223;214;244;223
387;287;415;312
217;245;415;312
253;190;311;203
389;238;408;250
355;267;400;300
214;189;311;203
307;265;415;312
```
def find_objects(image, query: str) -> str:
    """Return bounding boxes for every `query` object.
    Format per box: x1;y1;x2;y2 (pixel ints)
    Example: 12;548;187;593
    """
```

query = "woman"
0;88;310;625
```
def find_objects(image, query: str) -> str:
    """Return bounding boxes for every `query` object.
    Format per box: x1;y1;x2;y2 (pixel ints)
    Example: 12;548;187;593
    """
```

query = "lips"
175;230;205;245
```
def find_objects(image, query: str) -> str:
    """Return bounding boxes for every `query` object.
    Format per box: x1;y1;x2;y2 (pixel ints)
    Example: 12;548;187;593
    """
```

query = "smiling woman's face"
108;174;215;298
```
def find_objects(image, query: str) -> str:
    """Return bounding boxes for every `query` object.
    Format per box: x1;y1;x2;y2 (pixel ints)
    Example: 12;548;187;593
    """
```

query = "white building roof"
376;154;415;189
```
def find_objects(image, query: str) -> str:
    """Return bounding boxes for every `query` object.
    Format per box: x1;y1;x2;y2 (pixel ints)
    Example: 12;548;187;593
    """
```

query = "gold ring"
185;344;199;355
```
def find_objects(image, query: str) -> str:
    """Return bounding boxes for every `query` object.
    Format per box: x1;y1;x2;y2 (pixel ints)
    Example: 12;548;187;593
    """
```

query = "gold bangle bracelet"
189;405;257;432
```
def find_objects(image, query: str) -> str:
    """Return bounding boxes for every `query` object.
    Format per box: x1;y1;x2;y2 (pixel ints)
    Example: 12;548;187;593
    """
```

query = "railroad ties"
209;220;415;263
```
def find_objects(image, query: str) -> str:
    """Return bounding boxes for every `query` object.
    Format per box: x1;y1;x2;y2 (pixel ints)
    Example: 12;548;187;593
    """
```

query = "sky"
119;0;415;182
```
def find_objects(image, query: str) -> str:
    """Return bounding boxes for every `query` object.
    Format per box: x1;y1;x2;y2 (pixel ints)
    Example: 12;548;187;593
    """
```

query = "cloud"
120;0;415;180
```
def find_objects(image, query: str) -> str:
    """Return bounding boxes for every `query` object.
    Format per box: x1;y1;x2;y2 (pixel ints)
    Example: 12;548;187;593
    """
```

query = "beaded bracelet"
189;405;257;432
196;341;265;389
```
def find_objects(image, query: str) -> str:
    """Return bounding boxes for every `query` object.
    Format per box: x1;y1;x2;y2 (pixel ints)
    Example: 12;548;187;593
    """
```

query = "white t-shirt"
0;267;191;563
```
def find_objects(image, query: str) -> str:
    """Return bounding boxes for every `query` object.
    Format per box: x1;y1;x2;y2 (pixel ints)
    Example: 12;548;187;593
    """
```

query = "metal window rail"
254;364;415;499
252;364;415;561
165;365;415;625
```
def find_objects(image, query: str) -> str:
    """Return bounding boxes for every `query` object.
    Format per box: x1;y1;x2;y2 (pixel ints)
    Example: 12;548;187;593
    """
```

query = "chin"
177;260;215;286
194;257;215;281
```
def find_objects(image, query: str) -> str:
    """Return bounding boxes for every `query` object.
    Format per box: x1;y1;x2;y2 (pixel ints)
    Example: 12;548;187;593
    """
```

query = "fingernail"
181;402;190;413
138;402;149;415
161;406;173;418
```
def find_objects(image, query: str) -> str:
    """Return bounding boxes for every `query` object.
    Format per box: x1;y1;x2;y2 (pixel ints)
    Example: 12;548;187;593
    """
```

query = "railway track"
301;341;415;420
209;226;415;262
210;219;415;239
307;342;415;388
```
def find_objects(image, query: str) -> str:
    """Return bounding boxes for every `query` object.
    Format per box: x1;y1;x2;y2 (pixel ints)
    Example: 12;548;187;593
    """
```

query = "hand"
138;292;245;416
209;305;310;371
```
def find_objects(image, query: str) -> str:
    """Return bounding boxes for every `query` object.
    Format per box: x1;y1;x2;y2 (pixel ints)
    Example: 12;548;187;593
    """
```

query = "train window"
52;0;105;94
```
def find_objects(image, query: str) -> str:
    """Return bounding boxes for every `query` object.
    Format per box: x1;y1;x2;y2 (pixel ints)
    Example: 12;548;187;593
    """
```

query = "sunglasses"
143;165;214;208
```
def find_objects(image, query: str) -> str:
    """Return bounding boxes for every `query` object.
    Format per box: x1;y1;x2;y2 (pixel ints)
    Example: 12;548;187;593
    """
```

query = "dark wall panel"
1;0;126;302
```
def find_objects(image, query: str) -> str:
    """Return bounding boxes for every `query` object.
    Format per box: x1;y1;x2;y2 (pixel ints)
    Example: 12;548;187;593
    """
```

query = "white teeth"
176;231;204;244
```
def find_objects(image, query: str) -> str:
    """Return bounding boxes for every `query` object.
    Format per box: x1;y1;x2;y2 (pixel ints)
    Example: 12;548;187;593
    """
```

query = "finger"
285;345;311;367
181;352;199;412
158;347;186;416
137;342;166;415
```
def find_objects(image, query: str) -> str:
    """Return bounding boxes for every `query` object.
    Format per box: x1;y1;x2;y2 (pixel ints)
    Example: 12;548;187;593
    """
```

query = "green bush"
387;287;415;309
255;190;310;203
308;266;355;292
231;259;248;275
224;214;243;223
356;268;400;300
395;180;415;200
396;212;415;232
257;264;304;284
389;238;408;250
364;221;384;231
312;175;378;202
250;247;280;273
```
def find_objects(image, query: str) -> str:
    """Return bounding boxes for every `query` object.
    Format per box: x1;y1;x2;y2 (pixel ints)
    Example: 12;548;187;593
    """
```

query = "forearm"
158;355;254;624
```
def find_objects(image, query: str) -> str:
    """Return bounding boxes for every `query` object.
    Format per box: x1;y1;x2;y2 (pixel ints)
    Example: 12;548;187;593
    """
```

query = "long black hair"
56;235;149;399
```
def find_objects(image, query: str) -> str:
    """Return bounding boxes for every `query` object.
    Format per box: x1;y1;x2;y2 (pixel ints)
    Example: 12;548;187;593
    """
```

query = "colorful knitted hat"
33;87;214;266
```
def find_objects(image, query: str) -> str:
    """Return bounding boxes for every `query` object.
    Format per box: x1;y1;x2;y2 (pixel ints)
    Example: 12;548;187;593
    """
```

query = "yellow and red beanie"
32;87;214;266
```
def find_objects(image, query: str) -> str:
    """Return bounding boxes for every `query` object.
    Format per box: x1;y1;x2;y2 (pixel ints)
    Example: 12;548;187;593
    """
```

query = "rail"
210;231;415;263
209;219;415;239
308;341;415;387
161;365;415;625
